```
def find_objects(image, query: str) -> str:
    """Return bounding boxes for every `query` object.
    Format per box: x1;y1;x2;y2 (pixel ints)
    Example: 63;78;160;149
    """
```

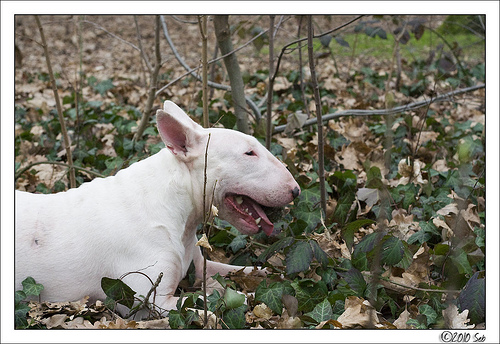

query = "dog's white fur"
15;101;299;314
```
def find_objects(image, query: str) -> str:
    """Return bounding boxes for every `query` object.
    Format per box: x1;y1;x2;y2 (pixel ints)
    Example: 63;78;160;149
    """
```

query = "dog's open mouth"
224;194;278;236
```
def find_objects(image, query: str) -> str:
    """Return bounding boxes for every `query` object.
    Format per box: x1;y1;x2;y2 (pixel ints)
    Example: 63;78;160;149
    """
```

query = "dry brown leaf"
334;144;363;171
397;158;427;186
389;209;420;241
228;267;266;292
356;188;380;209
382;243;430;294
253;303;273;320
195;233;212;251
276;309;303;329
432;159;449;173
136;317;171;329
316;318;343;329
442;304;474;329
336;296;380;329
393;309;412;329
436;203;459;216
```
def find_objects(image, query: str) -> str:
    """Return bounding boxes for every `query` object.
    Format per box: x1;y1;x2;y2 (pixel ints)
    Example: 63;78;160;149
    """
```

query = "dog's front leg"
192;247;267;280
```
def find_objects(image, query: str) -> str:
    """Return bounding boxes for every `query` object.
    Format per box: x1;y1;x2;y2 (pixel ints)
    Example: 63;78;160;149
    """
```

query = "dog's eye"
245;150;256;156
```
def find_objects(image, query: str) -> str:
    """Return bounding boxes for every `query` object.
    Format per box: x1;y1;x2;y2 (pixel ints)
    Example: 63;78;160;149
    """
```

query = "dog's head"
156;101;300;236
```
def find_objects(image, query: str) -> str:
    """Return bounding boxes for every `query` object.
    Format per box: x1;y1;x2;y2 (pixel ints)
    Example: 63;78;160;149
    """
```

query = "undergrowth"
15;15;486;329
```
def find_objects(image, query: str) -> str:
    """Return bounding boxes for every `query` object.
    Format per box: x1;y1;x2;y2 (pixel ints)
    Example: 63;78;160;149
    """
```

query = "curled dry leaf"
336;296;380;329
382;243;430;294
356;188;380;209
397;158;427;186
195;233;212;251
316;319;343;329
276;309;303;329
253;303;273;320
393;308;412;329
442;304;474;329
389;208;420;241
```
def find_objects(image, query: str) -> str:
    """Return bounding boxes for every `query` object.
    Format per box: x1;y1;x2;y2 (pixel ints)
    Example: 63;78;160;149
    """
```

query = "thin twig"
15;161;106;181
271;15;364;84
273;84;485;133
297;16;310;118
307;16;327;218
198;15;209;128
202;133;212;328
82;19;140;51
134;16;153;73
34;16;76;189
266;15;275;150
133;15;162;142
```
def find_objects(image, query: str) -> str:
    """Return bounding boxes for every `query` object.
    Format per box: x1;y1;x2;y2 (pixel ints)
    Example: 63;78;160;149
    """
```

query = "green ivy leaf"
458;271;485;324
341;268;366;297
298;183;321;210
365;166;383;189
224;288;246;310
419;221;441;236
395;241;413;270
222;304;247;329
101;277;136;309
21;277;44;297
168;310;185;329
93;79;114;96
419;304;438;326
332;193;356;226
381;236;404;266
15;290;27;306
257;236;294;264
285;240;313;275
294;205;322;232
292;279;329;312
309;239;329;267
255;281;294;315
408;230;433;245
451;248;472;275
343;219;376;250
354;231;386;254
15;303;32;329
207;289;222;313
228;235;247;253
305;298;334;323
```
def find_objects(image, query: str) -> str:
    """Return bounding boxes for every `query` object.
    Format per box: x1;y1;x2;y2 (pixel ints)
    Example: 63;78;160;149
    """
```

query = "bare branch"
133;15;162;142
35;15;76;189
158;15;262;121
271;15;364;84
134;16;153;73
82;19;140;51
198;15;209;128
273;84;486;134
15;161;106;181
266;15;275;150
307;16;327;218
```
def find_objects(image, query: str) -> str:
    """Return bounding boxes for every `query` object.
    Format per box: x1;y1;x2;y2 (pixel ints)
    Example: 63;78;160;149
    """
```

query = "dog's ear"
156;101;205;162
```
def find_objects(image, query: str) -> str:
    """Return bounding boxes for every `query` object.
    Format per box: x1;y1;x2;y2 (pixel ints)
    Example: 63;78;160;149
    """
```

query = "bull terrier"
15;101;300;315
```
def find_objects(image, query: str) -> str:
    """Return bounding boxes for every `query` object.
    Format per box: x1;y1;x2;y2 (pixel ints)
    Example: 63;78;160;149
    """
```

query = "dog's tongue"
232;195;274;236
251;202;274;236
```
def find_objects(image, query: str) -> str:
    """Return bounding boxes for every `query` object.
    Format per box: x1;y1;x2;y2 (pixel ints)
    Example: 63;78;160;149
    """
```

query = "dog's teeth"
255;217;261;225
245;208;249;213
235;196;243;205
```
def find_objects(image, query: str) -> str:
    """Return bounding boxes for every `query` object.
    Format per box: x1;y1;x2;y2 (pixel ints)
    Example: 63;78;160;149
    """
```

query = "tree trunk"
213;15;249;133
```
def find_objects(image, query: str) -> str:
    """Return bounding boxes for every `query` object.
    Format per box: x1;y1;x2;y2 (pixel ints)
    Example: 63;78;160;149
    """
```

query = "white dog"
15;101;300;314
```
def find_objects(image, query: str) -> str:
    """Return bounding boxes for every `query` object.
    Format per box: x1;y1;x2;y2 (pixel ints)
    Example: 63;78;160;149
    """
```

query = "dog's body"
15;101;299;313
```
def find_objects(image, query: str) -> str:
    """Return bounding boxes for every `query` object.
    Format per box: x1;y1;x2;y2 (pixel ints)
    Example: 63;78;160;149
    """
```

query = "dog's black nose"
292;186;300;199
